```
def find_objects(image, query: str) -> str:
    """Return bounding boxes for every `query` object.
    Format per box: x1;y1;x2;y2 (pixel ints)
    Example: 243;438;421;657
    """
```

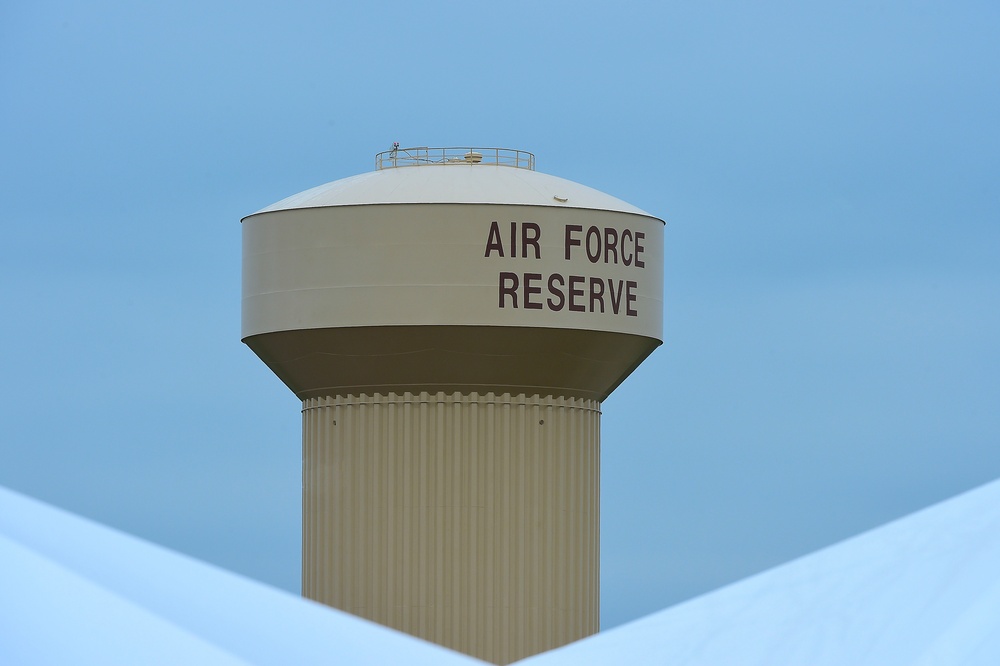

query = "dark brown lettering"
589;277;606;313
626;280;638;316
621;229;633;266
499;272;519;308
565;225;582;260
485;221;504;257
607;278;624;314
604;227;619;264
522;222;541;259
524;272;543;309
547;273;565;311
585;226;601;263
634;232;645;268
568;275;585;312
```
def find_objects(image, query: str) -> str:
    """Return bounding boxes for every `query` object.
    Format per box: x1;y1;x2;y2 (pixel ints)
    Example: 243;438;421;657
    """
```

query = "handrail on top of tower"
375;146;535;171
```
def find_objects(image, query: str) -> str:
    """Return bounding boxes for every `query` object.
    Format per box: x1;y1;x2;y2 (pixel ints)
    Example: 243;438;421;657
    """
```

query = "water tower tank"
242;147;663;665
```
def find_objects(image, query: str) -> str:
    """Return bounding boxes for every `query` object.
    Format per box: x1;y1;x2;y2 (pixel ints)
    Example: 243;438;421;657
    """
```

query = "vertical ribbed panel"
302;391;600;665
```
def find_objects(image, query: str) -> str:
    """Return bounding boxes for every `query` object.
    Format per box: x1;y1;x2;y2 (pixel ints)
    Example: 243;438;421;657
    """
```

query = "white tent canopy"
4;479;1000;665
0;486;486;666
521;478;1000;665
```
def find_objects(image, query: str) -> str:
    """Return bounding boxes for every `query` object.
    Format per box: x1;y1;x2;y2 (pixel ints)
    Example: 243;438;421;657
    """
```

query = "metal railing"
375;146;535;171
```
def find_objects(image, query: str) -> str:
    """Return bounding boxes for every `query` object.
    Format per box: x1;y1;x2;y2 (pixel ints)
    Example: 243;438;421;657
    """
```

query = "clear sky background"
2;1;998;630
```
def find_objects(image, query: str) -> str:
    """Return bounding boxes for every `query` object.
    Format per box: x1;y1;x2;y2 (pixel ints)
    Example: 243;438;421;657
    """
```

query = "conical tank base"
302;391;600;665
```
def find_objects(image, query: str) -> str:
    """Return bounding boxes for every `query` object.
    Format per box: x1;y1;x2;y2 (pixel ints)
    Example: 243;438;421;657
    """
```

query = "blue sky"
2;1;998;629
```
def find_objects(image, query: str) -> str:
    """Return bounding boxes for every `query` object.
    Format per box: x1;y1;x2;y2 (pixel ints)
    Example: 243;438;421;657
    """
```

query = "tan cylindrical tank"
242;147;663;664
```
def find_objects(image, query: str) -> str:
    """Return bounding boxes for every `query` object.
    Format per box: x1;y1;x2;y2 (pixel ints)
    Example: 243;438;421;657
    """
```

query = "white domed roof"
251;164;654;218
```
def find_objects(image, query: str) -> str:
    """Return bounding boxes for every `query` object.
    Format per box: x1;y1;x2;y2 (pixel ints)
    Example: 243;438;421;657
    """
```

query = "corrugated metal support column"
302;391;600;665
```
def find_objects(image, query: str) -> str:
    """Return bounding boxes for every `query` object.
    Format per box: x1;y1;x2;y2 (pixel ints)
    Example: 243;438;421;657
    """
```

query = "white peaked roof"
4;479;1000;666
518;478;1000;666
0;486;486;666
250;165;654;217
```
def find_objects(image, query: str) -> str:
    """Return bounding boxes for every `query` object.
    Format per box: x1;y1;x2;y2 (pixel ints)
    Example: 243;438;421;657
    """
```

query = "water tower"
242;147;663;664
